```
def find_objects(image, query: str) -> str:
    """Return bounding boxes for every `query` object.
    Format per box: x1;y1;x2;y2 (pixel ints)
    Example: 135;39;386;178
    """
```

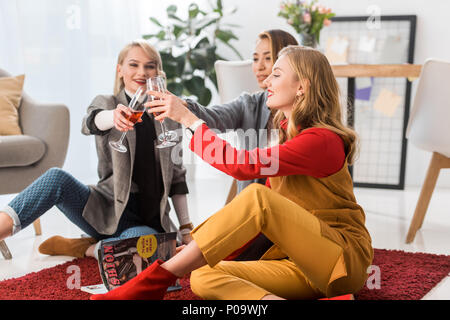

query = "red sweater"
188;122;346;260
189;123;346;182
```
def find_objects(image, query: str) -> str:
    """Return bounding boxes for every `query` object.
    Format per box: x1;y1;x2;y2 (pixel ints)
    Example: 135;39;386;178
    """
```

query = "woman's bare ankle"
160;240;207;278
85;243;97;258
0;212;14;241
85;243;97;257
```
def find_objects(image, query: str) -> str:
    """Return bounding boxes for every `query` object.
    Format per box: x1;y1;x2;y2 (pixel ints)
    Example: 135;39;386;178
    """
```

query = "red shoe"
90;259;177;300
319;294;354;300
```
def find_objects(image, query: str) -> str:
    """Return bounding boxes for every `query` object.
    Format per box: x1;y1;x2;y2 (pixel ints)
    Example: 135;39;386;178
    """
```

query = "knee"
240;183;271;210
45;167;68;181
41;168;72;194
190;266;218;300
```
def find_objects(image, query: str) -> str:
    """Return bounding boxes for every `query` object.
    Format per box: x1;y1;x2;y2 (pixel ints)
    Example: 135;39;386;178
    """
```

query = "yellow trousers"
190;183;347;300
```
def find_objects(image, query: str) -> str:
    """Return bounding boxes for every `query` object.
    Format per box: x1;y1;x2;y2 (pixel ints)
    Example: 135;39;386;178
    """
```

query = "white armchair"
405;59;450;243
215;60;261;104
0;68;70;259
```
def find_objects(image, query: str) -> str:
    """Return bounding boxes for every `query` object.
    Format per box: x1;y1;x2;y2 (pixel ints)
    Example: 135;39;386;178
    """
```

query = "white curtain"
0;0;24;74
0;0;146;182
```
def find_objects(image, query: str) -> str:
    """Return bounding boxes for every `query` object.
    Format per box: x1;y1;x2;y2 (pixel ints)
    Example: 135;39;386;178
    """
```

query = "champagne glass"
109;86;144;153
147;76;176;149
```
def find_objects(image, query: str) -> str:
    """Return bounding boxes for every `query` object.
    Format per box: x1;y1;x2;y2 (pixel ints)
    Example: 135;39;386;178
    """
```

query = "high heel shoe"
90;259;177;300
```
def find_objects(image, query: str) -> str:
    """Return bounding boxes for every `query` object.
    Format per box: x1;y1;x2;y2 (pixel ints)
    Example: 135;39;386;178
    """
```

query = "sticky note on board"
355;78;374;101
377;35;405;64
373;88;402;117
356;77;372;89
358;35;376;52
325;37;349;64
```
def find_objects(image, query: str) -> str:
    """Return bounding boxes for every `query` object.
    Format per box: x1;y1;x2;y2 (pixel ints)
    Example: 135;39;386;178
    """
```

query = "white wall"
3;0;449;188
213;0;450;188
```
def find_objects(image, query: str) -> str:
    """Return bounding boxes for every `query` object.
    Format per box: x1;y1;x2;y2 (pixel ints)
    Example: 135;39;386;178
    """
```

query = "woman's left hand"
145;90;199;127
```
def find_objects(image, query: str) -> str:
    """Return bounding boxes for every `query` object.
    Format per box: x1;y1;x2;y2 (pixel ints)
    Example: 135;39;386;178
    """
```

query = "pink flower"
323;18;332;26
287;18;294;25
303;12;311;23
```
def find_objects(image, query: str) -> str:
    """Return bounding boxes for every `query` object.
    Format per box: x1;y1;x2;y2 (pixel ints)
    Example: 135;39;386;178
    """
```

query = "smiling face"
252;38;273;89
264;54;303;117
117;46;158;94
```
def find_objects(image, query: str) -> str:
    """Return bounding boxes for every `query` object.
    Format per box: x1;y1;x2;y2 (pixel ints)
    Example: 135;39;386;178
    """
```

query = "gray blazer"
186;90;271;193
81;90;186;235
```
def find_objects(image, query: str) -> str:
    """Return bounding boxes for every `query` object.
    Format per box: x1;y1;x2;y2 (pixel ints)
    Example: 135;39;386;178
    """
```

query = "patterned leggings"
5;168;157;241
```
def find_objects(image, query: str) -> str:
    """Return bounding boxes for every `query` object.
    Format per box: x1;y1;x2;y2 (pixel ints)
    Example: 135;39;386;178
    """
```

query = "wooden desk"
332;64;421;78
330;64;422;189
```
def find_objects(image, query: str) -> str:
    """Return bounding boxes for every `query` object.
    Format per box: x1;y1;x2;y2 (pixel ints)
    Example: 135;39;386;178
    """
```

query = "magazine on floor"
81;232;181;293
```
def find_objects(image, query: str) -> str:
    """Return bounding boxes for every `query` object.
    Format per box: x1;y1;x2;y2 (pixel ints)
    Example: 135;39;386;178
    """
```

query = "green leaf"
183;76;205;95
221;41;243;60
167;82;184;96
167;5;177;15
207;68;218;89
198;87;212;106
142;34;155;40
216;0;223;12
193;15;220;31
215;29;238;43
168;15;186;25
173;25;185;38
221;22;241;28
161;52;185;79
188;3;200;19
149;17;163;27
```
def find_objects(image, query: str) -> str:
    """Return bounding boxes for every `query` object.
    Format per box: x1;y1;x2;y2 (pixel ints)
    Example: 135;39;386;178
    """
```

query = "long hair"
258;29;298;65
273;45;359;165
113;39;165;96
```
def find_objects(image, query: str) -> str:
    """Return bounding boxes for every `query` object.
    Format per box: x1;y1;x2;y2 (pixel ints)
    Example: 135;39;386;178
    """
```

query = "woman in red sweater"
91;45;373;300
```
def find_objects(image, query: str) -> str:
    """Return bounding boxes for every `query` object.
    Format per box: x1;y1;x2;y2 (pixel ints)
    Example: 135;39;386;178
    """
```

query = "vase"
299;33;318;49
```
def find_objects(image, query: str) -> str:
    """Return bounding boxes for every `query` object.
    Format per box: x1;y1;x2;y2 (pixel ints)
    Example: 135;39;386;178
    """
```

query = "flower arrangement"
278;0;335;47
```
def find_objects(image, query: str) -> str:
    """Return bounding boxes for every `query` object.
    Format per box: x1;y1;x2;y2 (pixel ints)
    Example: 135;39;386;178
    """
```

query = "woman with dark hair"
177;29;298;194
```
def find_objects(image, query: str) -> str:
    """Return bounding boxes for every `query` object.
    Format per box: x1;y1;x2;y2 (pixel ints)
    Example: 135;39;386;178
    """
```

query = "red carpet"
1;248;449;300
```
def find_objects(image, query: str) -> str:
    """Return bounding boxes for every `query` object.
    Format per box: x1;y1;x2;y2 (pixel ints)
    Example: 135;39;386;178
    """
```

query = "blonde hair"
113;39;165;95
273;45;359;165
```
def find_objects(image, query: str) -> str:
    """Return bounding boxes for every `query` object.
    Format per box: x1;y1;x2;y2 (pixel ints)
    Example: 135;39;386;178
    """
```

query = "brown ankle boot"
38;236;97;258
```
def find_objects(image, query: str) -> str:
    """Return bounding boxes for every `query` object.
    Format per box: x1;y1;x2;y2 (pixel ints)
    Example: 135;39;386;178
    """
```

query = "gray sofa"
0;67;70;259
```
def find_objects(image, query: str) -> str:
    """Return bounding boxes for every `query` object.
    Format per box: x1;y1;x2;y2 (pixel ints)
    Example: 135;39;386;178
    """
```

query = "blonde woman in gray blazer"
0;40;193;259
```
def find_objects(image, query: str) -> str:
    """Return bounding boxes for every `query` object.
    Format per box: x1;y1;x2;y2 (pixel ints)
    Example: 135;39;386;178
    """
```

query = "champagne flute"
147;76;176;149
109;86;144;153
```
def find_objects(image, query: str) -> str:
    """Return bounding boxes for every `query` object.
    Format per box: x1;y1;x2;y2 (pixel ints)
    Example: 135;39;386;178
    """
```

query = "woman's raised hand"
113;104;142;132
145;90;199;128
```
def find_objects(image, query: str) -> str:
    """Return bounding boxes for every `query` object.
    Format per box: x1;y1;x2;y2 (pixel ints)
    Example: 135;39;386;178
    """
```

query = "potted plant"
143;0;242;106
278;0;335;48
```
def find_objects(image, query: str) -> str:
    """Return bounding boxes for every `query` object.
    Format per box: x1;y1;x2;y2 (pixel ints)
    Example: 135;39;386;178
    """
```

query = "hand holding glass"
147;76;177;148
109;87;144;153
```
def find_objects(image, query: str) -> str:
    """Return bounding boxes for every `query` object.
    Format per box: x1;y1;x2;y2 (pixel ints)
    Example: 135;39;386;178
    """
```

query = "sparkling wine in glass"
109;86;144;153
147;76;177;149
